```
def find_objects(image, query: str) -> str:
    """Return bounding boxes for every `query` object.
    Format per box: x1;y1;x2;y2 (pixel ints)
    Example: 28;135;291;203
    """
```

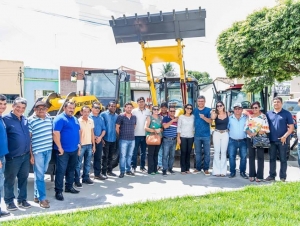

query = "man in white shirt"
131;97;150;172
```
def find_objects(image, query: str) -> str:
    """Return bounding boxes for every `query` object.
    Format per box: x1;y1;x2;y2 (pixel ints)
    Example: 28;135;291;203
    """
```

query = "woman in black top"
211;101;229;176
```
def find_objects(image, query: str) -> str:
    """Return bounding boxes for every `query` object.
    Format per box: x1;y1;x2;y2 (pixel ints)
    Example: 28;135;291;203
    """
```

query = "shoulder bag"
252;134;270;148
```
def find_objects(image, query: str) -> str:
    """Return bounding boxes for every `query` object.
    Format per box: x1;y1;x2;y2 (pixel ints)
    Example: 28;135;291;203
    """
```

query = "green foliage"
217;0;300;92
4;182;300;225
160;62;175;75
188;70;213;84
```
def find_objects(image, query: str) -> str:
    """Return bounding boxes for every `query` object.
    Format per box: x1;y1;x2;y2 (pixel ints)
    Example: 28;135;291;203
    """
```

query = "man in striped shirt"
28;101;53;208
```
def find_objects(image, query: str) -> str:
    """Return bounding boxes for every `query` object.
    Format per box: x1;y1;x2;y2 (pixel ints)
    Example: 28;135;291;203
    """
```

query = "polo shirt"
100;110;118;142
78;117;94;145
53;112;80;152
0;116;9;157
228;114;247;139
116;113;136;140
132;108;150;136
2;112;30;158
28;114;53;154
162;116;178;138
267;109;293;142
89;113;106;137
193;107;211;137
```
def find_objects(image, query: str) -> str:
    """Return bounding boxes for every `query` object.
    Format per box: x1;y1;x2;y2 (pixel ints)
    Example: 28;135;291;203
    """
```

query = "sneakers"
119;173;125;178
265;176;275;182
157;166;162;171
107;172;117;177
17;200;31;209
82;178;94;185
280;178;286;182
6;202;18;211
204;170;210;176
162;170;167;177
140;167;147;173
126;171;135;176
40;200;50;208
74;182;83;189
229;173;236;178
240;172;249;179
151;172;155;175
193;169;200;173
168;169;175;175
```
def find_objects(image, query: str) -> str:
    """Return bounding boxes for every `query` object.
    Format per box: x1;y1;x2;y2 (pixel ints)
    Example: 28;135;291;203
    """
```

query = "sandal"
220;174;226;177
249;177;255;182
181;172;186;175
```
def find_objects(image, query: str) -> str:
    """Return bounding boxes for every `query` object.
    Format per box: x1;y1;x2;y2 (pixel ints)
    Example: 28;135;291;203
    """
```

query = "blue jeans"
194;136;211;171
162;139;176;171
75;144;92;182
55;150;78;193
158;145;163;167
119;140;135;173
4;152;30;204
298;143;300;167
0;155;6;209
33;150;52;201
228;138;247;174
269;141;288;179
131;136;147;169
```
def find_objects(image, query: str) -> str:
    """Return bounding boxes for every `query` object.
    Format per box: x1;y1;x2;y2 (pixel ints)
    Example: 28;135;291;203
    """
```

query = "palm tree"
160;63;176;77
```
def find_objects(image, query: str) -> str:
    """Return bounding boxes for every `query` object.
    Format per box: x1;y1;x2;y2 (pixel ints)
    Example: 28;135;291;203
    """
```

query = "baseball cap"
34;101;47;108
233;103;242;108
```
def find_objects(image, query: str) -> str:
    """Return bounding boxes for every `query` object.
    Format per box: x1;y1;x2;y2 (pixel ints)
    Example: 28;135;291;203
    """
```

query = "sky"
0;0;277;79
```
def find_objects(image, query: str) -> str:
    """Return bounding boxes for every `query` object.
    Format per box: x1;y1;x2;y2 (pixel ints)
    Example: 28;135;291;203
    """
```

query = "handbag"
146;133;161;145
252;134;270;148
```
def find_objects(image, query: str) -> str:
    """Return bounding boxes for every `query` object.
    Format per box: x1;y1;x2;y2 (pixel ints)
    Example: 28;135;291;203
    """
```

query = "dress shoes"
55;192;64;201
119;173;125;178
0;210;10;217
65;187;80;194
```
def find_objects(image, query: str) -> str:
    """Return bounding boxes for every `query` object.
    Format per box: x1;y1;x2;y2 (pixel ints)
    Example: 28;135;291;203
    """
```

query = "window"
3;94;19;104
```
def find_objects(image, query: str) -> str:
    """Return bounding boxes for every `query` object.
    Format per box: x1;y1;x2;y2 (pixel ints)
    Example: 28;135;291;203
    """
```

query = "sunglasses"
169;110;176;113
217;105;223;107
234;107;242;110
252;107;259;109
93;107;100;109
152;108;159;111
186;107;192;110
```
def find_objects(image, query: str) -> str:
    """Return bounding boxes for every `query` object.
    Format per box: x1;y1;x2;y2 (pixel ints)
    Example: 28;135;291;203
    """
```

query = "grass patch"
3;182;300;226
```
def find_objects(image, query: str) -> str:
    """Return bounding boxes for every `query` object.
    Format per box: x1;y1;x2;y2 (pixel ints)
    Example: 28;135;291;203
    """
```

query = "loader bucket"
109;8;206;43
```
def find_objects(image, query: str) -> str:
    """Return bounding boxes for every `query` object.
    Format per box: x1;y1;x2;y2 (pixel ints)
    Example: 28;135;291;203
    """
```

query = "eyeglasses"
186;108;192;110
36;108;46;111
252;107;259;109
234;108;242;110
217;105;223;107
93;107;100;109
169;110;176;113
152;108;159;111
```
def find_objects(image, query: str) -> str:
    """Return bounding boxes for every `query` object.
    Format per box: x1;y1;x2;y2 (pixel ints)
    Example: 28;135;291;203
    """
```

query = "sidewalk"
0;160;299;222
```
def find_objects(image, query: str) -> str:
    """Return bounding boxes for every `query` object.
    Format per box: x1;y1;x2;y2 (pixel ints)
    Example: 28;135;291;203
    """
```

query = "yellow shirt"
79;117;94;145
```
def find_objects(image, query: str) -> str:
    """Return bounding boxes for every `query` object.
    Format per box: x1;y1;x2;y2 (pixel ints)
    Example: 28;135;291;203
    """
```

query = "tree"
216;0;300;92
188;71;213;84
160;63;176;77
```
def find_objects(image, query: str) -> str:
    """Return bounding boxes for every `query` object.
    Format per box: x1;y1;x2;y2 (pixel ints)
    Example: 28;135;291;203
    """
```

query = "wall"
24;67;59;115
290;77;300;98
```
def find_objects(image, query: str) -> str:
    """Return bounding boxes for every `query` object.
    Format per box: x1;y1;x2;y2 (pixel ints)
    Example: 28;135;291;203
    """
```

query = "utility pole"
18;67;23;97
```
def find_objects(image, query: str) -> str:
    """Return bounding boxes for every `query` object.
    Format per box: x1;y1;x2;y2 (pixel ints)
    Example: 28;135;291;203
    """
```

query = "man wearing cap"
228;102;248;179
28;101;53;208
0;94;10;217
3;97;31;211
131;97;150;172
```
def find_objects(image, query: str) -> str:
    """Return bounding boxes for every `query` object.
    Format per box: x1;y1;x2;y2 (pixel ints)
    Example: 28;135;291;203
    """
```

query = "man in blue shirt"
53;101;81;201
116;102;136;178
162;106;178;176
0;94;10;217
3;97;31;211
100;101;118;177
228;103;248;179
266;97;294;182
90;102;106;180
193;96;212;176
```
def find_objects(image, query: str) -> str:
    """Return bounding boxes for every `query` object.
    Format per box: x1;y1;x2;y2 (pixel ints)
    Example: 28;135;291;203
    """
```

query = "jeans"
75;144;92;182
212;132;229;175
147;145;160;174
194;136;211;171
158;145;163;167
55;149;78;193
228;138;247;174
102;140;116;174
298;143;300;167
0;155;6;209
33;150;52;201
119;140;135;173
162;139;176;171
4;152;30;204
93;142;103;177
179;137;194;172
132;136;147;169
247;138;264;179
269;141;288;179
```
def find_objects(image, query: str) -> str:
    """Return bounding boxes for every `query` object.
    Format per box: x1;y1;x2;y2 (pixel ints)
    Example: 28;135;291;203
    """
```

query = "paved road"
0;159;299;222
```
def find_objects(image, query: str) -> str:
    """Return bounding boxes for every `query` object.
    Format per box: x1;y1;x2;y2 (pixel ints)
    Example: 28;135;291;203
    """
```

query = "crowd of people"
0;93;296;216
